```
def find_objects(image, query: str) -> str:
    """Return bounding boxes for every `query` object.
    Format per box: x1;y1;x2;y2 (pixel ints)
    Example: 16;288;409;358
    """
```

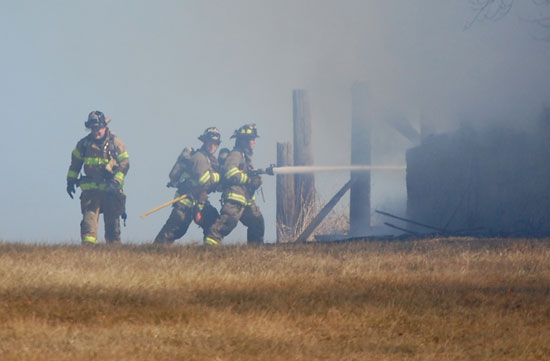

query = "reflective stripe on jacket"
66;130;130;190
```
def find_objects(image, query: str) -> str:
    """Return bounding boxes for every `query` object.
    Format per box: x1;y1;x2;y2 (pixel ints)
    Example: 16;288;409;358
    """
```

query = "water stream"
271;165;406;175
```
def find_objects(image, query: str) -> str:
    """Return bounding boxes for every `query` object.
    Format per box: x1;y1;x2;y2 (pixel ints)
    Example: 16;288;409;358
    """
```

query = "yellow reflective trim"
225;167;240;179
117;152;129;162
80;182;107;191
226;192;247;205
72;149;82;160
173;193;194;208
240;173;248;184
84;157;109;166
212;172;220;183
204;237;220;246
82;236;98;244
199;171;211;185
114;172;125;182
67;170;79;179
179;198;194;207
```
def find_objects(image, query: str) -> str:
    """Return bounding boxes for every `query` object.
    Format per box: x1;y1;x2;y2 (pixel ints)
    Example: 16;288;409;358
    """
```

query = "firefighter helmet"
231;123;259;139
198;126;221;144
85;110;108;129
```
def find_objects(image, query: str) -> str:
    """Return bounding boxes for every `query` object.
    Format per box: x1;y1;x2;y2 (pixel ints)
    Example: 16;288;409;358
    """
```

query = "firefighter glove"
248;175;263;190
66;180;76;199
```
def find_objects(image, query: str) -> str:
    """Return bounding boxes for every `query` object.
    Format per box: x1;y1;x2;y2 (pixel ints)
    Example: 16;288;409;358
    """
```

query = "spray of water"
271;165;406;175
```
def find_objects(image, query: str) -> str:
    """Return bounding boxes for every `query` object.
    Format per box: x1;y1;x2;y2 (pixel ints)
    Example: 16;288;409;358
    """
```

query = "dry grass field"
1;238;549;361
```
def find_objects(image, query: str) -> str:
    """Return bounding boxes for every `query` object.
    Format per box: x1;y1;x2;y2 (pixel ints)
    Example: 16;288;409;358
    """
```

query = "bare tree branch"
465;0;514;30
519;1;550;41
465;0;550;41
522;16;550;41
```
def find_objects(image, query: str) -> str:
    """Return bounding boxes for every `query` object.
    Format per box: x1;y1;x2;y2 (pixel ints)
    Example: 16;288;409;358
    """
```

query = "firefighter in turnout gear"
66;111;130;245
153;127;222;244
204;124;265;246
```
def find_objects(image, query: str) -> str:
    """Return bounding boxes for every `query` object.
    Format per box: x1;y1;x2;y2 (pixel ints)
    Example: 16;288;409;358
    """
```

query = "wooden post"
276;142;295;242
293;89;316;234
350;82;371;237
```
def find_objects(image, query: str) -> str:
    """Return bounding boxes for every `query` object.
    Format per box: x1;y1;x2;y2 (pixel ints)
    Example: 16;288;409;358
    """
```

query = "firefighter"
204;124;264;246
66;111;130;245
153;127;222;244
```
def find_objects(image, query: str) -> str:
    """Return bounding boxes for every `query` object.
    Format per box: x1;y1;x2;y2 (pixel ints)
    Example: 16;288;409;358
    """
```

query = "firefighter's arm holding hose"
247;169;263;191
247;164;275;177
247;164;275;195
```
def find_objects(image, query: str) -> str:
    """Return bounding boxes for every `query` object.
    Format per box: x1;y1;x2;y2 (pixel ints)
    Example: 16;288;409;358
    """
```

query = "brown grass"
1;238;549;360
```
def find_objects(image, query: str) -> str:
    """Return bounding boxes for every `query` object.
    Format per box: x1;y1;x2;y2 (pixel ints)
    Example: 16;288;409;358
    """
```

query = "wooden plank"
295;179;354;243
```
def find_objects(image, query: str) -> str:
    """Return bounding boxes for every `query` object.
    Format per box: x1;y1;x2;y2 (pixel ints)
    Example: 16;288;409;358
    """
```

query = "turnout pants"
80;190;125;244
154;202;219;244
205;200;264;245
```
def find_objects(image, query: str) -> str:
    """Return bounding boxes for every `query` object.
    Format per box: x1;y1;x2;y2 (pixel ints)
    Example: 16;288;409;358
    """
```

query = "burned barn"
406;112;550;236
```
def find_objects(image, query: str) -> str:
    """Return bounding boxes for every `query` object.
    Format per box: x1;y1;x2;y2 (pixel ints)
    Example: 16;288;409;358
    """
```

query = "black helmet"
85;110;108;129
231;123;259;139
198;126;221;144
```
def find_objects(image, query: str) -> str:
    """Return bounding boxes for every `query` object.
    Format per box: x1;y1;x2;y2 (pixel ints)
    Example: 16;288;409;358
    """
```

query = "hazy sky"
1;1;549;243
